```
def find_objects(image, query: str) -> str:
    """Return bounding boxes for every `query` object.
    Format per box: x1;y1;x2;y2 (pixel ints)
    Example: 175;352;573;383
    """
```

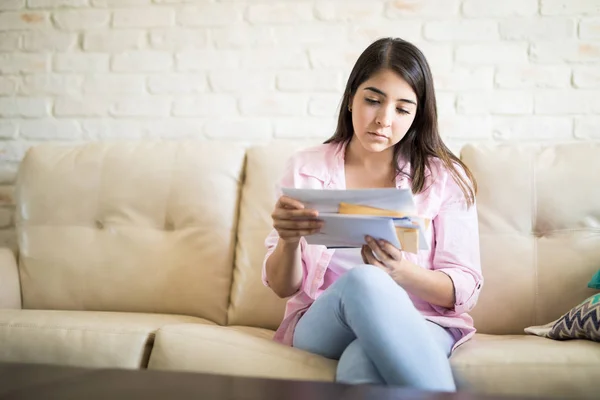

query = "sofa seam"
158;331;335;368
533;228;600;234
158;143;178;315
453;363;600;368
224;151;248;325
532;150;539;327
0;324;158;335
140;334;156;369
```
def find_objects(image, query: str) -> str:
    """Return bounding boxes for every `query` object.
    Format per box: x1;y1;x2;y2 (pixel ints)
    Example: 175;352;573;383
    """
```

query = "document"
281;188;429;252
304;213;401;248
282;188;416;214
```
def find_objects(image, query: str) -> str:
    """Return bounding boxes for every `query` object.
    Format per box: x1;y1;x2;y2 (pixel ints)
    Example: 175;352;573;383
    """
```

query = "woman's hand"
361;236;405;274
361;236;456;309
271;195;323;245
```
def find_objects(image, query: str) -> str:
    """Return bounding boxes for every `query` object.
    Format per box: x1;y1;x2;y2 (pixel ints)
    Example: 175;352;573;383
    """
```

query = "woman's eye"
365;98;379;104
396;108;410;115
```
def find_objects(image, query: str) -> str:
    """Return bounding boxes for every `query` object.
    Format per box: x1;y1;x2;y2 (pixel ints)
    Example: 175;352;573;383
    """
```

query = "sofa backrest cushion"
228;142;308;329
461;143;600;334
16;141;245;325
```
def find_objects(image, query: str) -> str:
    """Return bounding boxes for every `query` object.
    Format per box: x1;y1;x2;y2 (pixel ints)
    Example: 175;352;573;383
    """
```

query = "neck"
345;136;395;171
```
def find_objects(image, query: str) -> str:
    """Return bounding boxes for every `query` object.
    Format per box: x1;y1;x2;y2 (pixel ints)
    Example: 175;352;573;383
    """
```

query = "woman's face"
349;68;418;154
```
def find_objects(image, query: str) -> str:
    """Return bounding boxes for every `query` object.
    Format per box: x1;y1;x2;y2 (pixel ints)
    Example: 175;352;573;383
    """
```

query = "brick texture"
0;0;599;244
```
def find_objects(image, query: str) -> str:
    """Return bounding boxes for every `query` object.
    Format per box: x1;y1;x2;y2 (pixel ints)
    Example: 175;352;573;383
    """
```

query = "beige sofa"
0;141;599;399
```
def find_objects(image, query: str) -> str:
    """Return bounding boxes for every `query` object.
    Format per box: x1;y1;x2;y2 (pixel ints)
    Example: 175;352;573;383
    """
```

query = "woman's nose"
376;107;392;127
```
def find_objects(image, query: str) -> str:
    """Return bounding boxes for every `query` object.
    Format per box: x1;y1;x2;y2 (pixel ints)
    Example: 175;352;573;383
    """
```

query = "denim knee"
339;265;409;302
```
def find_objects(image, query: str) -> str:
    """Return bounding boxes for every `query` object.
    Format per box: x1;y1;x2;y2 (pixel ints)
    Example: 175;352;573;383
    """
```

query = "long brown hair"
325;37;477;207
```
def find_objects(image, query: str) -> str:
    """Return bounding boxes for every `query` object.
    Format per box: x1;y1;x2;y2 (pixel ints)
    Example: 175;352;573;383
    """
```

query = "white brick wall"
0;0;599;248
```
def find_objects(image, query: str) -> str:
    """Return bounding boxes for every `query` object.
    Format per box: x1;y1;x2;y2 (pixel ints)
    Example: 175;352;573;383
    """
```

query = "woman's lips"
368;132;388;139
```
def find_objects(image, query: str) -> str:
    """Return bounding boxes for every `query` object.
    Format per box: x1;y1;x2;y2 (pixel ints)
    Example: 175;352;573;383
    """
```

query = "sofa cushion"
461;143;600;334
15;142;245;325
451;333;600;399
0;309;213;369
229;142;314;329
0;248;20;309
147;323;337;382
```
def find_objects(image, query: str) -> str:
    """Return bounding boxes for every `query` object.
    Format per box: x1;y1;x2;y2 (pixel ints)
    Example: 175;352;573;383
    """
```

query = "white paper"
304;213;401;248
281;188;416;214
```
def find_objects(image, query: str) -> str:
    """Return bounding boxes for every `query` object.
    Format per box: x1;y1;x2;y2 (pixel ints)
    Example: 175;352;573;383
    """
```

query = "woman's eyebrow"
364;86;417;105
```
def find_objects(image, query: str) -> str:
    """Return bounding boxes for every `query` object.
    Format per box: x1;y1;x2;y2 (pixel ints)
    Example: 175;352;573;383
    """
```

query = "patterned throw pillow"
548;293;600;341
525;293;600;342
589;270;600;289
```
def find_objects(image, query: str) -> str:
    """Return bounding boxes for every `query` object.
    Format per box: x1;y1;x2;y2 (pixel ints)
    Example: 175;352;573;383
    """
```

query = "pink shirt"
262;142;483;351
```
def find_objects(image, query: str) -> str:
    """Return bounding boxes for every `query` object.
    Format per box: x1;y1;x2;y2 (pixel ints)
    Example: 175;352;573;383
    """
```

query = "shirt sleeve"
431;167;483;316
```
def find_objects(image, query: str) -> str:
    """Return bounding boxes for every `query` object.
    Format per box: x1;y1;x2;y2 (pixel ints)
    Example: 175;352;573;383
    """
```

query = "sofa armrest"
0;247;21;309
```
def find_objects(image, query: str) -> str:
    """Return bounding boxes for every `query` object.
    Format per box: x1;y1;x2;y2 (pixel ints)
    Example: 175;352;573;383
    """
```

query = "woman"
261;37;483;392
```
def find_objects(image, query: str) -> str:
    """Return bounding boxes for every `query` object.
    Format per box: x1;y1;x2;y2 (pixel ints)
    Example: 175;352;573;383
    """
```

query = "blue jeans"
293;265;457;391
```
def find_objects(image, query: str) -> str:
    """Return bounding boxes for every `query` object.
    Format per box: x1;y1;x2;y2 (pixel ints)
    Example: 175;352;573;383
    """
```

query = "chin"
359;139;393;153
366;144;389;153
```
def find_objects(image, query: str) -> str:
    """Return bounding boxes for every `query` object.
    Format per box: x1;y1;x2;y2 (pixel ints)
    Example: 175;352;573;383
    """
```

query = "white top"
327;247;364;277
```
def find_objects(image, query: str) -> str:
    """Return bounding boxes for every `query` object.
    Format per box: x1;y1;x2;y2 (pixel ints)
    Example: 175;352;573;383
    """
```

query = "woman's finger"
361;245;384;267
274;219;323;230
361;245;369;264
278;228;321;239
277;196;305;210
272;208;319;221
377;239;403;261
365;236;391;262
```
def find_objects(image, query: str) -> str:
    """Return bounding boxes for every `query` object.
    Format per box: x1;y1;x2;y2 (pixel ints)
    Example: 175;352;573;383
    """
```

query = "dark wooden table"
0;362;536;400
